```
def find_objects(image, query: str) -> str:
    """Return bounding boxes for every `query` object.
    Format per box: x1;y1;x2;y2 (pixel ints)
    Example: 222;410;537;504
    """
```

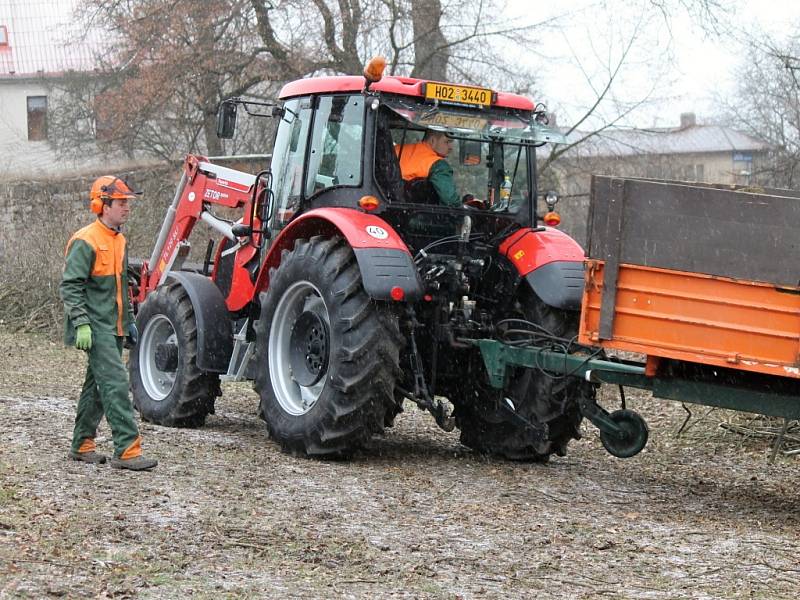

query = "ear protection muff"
90;196;106;214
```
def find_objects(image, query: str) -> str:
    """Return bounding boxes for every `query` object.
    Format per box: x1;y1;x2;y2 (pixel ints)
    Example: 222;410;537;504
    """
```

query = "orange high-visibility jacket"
395;142;442;180
60;219;134;344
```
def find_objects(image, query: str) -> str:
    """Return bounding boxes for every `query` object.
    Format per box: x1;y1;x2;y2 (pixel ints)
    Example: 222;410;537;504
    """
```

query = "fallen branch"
223;540;270;553
0;557;80;569
719;421;800;444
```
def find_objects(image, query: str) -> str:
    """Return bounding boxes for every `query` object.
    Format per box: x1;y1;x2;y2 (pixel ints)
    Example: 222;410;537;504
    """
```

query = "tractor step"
220;320;254;382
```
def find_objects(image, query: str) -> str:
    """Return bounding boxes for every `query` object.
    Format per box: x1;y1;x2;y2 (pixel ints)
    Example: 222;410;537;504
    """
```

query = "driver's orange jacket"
394;143;461;206
395;142;441;180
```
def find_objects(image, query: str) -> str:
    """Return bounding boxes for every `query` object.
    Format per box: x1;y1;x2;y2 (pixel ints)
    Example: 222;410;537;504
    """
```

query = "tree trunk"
410;0;448;80
204;109;223;156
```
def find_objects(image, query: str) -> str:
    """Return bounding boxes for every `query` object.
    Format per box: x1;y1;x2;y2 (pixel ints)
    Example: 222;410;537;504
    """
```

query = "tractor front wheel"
129;282;219;427
253;236;403;457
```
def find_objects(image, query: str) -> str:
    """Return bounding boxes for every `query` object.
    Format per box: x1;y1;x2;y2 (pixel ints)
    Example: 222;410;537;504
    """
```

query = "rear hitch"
471;338;650;457
401;306;456;432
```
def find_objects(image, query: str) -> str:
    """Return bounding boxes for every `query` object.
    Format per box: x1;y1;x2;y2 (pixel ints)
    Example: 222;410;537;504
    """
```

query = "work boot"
69;450;107;464
109;455;158;471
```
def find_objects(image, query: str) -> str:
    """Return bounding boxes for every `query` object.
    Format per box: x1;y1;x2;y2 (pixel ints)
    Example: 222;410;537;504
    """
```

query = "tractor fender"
499;227;585;310
164;271;233;373
257;208;423;302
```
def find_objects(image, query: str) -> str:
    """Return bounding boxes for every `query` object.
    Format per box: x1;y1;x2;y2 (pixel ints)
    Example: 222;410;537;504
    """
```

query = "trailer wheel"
253;236;402;457
456;289;592;461
130;283;219;427
600;409;649;458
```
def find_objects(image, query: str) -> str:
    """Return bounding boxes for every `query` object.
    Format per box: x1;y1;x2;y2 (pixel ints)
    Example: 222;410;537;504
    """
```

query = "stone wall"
0;156;271;265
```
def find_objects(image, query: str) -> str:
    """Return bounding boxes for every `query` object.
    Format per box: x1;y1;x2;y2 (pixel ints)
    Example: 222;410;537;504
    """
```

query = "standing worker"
60;176;157;471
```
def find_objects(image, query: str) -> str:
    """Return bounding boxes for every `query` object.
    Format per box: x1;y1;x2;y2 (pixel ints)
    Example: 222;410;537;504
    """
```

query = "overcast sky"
7;0;800;132
506;0;800;129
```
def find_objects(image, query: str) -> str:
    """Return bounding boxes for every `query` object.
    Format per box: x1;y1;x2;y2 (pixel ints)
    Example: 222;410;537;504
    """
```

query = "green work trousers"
71;332;140;458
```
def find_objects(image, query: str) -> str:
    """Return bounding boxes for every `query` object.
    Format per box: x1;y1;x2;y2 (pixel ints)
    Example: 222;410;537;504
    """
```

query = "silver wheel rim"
139;314;178;401
269;280;329;416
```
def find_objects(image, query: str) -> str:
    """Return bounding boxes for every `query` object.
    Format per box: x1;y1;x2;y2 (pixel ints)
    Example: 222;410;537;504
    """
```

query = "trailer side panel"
583;176;800;380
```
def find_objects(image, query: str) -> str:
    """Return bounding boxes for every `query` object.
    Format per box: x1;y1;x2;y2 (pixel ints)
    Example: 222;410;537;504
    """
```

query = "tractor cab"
219;62;565;249
377;92;565;212
373;94;564;244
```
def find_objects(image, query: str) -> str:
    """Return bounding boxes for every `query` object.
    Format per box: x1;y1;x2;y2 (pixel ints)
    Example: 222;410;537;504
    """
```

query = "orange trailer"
579;261;800;379
477;175;800;458
579;175;800;381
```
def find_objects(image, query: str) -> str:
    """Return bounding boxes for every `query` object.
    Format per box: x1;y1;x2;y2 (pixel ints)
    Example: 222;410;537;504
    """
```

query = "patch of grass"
0;485;18;505
0;465;30;521
417;580;445;595
145;573;180;587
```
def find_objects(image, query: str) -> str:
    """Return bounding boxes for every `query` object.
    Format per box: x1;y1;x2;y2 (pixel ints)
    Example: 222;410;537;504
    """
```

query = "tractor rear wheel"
456;289;592;461
253;236;403;457
130;282;219;427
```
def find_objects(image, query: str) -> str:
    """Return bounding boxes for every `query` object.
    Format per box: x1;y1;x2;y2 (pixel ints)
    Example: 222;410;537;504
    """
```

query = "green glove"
75;324;92;351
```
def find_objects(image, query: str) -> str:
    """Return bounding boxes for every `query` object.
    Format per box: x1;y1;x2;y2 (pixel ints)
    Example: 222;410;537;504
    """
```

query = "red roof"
0;0;104;78
279;75;534;111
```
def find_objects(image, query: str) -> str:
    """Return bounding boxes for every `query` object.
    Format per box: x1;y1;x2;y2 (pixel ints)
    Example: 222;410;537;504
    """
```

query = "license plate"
423;82;493;107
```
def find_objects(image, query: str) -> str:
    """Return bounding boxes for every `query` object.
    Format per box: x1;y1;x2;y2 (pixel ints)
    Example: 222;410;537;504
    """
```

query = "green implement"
473;338;800;458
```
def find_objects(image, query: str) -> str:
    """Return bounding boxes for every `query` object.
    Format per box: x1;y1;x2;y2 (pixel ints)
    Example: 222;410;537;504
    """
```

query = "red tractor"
129;58;594;460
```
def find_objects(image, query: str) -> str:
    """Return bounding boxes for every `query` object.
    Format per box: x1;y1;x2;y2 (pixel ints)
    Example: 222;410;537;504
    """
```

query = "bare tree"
51;0;276;160
126;0;273;155
52;0;726;164
714;33;800;189
409;0;448;79
248;0;550;85
538;0;730;182
53;0;557;159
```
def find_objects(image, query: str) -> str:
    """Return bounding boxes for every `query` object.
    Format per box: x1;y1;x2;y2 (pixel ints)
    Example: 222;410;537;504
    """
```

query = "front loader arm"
137;155;258;302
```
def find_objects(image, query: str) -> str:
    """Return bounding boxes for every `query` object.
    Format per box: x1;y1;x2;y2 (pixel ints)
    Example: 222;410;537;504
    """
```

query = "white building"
0;0;110;179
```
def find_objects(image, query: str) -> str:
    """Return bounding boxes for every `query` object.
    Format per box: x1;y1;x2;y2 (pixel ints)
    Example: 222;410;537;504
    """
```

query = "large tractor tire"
456;288;591;461
253;236;403;457
130;282;219;427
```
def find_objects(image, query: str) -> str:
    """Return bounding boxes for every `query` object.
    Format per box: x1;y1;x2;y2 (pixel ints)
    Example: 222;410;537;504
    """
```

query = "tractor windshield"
384;99;565;145
380;100;562;215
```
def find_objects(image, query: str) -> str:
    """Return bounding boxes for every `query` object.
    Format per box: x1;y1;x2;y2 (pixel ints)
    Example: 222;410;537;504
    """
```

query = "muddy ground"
1;330;799;599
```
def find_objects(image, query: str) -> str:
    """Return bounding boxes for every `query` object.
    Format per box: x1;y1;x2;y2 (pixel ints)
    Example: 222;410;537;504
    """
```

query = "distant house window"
0;26;8;46
27;96;48;141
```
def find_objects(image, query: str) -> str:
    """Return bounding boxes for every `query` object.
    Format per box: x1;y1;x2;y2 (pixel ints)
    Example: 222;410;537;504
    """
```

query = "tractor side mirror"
216;101;237;139
459;139;482;166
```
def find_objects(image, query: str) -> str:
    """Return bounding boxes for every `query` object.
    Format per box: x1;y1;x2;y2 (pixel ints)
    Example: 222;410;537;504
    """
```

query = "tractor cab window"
269;98;312;230
306;95;364;197
385;102;547;214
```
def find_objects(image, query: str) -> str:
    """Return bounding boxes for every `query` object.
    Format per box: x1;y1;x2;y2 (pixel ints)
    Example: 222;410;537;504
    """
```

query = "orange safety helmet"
89;175;142;214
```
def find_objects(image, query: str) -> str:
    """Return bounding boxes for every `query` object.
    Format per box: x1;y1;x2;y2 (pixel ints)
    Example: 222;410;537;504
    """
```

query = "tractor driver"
395;130;481;207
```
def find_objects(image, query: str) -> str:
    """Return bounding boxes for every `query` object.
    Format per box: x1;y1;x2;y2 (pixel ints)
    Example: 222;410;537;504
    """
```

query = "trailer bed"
579;176;800;379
